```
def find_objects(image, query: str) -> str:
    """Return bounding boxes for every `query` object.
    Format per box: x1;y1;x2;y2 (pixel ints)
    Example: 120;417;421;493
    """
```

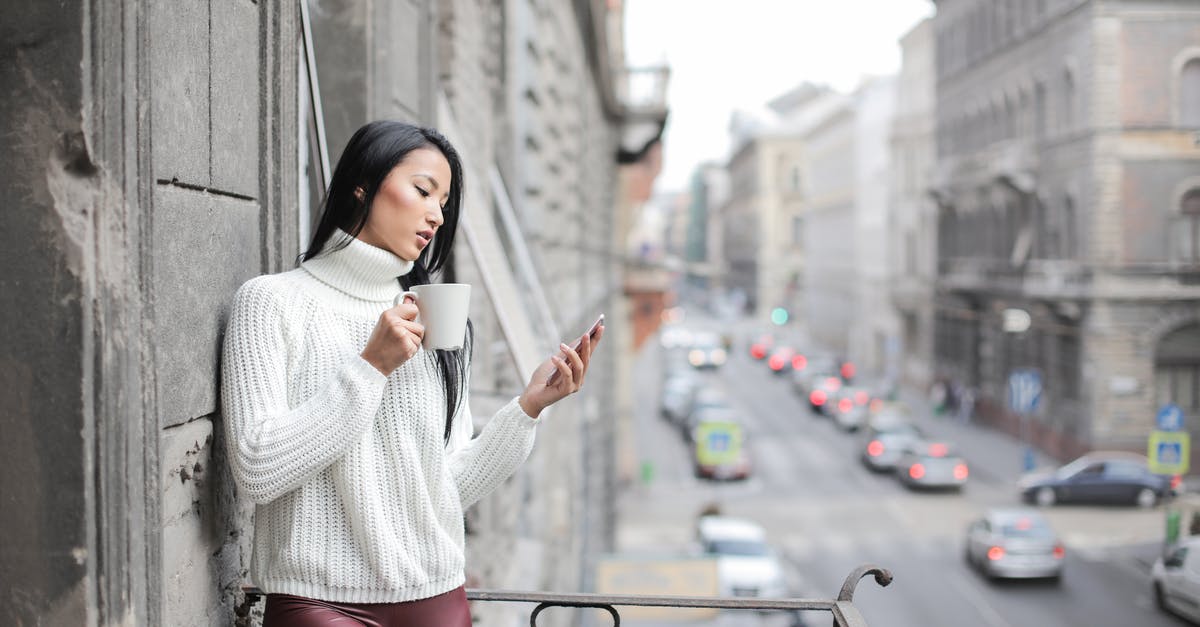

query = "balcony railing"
240;564;892;626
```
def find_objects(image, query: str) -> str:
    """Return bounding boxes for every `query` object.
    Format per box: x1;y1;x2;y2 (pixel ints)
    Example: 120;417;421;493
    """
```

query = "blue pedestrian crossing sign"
1149;430;1190;475
1157;404;1185;432
1008;369;1042;414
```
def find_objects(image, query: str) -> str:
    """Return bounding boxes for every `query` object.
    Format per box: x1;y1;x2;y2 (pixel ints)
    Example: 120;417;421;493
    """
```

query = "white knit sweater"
221;230;538;603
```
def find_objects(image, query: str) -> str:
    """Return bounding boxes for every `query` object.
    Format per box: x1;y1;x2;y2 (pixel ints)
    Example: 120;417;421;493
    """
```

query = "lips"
416;230;434;248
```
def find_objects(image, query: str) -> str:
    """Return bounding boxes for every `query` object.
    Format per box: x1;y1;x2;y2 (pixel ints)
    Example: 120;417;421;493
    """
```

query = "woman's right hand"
361;296;424;376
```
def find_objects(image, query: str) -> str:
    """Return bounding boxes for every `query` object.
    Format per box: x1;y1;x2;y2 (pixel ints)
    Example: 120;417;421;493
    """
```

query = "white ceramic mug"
394;283;471;350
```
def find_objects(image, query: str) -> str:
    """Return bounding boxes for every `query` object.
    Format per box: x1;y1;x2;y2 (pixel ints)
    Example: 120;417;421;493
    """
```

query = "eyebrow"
414;173;442;191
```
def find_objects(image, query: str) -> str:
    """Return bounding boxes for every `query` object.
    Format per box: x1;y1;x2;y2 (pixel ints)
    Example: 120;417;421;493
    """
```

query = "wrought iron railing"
240;564;891;626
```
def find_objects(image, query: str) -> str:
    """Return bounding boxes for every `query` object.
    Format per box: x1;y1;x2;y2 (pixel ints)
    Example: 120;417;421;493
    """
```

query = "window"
1156;323;1200;421
1035;82;1047;139
1104;462;1145;480
1175;188;1200;264
1062;195;1076;260
1182;58;1200;127
791;216;803;247
790;164;803;194
1061;70;1076;134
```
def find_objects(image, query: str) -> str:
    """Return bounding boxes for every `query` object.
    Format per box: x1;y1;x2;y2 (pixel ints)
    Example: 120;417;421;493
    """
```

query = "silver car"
859;418;924;472
964;508;1065;580
830;385;872;431
895;441;969;490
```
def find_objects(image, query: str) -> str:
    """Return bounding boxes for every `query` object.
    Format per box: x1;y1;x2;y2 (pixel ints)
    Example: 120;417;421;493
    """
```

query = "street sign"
1149;430;1191;475
1157;404;1185;432
694;421;742;467
1008;369;1042;414
596;555;719;620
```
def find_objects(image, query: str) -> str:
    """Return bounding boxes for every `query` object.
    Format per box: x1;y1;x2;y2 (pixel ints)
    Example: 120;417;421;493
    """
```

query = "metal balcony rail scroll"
240;564;891;627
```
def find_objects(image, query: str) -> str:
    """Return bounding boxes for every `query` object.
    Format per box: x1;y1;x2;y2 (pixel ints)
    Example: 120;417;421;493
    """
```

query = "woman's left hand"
518;325;604;418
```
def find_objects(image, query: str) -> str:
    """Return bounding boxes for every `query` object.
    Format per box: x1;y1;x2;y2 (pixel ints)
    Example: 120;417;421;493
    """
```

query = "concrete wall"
2;1;299;624
1;3;93;622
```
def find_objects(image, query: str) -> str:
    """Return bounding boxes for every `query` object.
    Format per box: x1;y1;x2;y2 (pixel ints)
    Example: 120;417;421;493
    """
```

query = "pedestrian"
220;120;603;626
957;386;975;424
929;379;947;415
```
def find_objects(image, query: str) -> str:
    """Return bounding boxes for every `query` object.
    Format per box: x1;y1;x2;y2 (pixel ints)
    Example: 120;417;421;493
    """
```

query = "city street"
614;319;1187;627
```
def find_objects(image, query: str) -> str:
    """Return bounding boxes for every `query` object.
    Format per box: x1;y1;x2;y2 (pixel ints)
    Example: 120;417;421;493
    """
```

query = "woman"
221;120;601;626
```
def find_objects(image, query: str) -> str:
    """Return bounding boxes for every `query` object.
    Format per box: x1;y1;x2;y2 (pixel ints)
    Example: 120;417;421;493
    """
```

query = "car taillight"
769;355;784;370
1172;475;1183;490
854;391;869;405
953;464;969;480
824;377;842;392
792;355;807;371
1053;545;1065;559
838;398;853;413
867;440;884;456
810;390;827;406
987;546;1005;561
909;463;925;479
751;344;766;359
929;443;948;457
841;362;856;379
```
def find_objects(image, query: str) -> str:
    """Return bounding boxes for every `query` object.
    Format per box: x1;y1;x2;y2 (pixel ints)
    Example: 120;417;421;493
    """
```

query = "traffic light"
770;307;789;325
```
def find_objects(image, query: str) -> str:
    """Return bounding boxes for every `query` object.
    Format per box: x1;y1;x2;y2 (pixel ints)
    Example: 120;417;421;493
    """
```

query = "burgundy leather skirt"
263;586;471;627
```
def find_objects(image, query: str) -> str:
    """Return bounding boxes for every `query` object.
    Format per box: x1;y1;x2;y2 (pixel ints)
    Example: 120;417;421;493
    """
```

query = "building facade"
0;1;664;625
852;76;900;375
931;0;1200;462
890;18;939;389
803;95;859;355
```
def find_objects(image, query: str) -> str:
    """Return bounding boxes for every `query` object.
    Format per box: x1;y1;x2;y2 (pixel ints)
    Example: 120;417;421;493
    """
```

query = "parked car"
829;385;873;431
896;441;969;491
964;508;1065;581
1153;536;1200;623
695;515;787;599
1018;451;1176;508
691;418;751;481
660;374;699;424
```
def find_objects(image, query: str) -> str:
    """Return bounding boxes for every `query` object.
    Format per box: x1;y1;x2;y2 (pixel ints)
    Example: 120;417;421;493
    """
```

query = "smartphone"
546;314;605;385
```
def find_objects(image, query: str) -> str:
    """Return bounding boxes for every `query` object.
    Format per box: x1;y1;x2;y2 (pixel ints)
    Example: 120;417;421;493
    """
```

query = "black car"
1018;452;1176;508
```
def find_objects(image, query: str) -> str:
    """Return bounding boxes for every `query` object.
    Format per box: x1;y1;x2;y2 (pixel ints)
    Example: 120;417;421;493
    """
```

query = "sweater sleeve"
221;278;388;504
445;388;539;508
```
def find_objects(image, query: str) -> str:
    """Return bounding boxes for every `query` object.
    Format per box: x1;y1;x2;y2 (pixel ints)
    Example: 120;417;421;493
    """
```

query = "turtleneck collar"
301;229;415;302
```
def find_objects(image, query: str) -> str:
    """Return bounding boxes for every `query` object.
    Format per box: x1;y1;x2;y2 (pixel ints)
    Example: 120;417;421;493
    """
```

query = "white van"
695;515;787;599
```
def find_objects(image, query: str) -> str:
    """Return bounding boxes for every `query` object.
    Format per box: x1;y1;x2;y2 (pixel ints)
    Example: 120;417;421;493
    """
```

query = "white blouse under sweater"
221;231;538;604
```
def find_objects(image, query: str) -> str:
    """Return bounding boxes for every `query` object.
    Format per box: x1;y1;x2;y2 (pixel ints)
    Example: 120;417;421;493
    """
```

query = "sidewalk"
892;385;1059;486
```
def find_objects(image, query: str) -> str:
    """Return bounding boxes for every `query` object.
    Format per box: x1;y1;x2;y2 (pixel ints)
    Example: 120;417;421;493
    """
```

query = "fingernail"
560;343;570;351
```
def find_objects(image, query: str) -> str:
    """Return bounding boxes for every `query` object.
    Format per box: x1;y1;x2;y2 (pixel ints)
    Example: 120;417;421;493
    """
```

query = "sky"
624;0;934;192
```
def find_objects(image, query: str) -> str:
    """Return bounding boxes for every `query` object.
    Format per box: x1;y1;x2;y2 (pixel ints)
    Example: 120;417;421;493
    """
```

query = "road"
613;322;1190;627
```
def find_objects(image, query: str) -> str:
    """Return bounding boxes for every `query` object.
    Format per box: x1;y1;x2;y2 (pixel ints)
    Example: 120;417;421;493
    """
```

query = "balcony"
238;564;892;626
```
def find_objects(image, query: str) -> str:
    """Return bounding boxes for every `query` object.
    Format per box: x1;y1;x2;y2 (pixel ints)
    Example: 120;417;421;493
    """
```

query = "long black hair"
302;120;471;443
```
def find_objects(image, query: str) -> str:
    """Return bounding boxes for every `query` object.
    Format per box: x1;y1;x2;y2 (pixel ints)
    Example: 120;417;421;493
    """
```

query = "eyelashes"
416;186;448;210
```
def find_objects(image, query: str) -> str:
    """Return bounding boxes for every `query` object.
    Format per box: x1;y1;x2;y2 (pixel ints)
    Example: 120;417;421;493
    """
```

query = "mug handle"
394;291;420;324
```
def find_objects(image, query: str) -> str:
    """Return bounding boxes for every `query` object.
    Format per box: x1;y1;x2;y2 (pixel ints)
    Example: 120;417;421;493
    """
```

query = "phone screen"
546;314;605;384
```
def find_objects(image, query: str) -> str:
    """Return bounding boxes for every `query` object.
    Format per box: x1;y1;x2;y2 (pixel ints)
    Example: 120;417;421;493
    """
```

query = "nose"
427;203;444;228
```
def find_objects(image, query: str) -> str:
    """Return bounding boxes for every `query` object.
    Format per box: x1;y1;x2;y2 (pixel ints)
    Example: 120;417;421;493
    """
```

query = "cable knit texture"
221;230;538;603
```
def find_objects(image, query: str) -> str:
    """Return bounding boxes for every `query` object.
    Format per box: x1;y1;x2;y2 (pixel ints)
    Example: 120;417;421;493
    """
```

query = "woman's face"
357;147;452;261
